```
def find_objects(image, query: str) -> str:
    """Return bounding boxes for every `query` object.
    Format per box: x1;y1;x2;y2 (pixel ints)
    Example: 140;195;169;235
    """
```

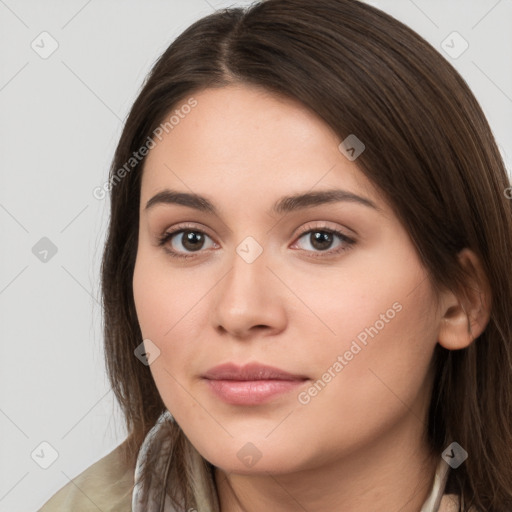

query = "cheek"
132;250;212;399
292;249;439;421
132;245;202;339
288;242;437;359
296;272;439;441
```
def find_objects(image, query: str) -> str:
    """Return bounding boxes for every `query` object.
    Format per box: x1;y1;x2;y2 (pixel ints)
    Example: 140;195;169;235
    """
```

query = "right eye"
157;227;218;259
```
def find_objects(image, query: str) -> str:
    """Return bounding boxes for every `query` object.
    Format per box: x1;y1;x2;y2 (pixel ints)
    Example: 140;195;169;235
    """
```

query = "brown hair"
100;0;512;510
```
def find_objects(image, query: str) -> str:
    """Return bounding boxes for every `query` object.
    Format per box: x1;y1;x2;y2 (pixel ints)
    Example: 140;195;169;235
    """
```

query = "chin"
197;440;310;476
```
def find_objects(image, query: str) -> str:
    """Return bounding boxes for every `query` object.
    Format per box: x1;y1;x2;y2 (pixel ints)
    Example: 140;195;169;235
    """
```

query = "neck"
214;415;439;512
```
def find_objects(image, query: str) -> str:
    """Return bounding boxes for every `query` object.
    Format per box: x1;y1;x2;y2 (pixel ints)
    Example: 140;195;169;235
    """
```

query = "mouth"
201;362;309;405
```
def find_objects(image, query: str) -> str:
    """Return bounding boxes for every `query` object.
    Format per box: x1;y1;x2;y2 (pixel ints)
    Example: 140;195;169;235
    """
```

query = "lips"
201;362;309;405
201;362;308;381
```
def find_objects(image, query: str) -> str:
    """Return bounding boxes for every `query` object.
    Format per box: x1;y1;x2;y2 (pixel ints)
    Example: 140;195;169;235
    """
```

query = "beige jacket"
39;443;133;511
38;442;465;512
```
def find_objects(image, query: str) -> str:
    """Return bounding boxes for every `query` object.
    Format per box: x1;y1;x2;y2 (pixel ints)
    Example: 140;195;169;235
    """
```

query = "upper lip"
202;362;308;381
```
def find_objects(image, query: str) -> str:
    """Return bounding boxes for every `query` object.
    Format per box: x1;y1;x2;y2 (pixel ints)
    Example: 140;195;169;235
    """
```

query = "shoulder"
38;441;134;512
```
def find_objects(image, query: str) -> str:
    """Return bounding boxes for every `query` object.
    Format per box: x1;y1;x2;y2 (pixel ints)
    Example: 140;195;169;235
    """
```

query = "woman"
40;0;512;510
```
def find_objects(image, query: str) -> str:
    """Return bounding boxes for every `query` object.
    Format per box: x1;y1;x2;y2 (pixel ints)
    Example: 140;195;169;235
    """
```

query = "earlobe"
437;248;492;351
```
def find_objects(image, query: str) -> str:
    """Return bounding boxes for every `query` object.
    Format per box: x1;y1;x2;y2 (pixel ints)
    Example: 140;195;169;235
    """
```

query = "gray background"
0;1;511;510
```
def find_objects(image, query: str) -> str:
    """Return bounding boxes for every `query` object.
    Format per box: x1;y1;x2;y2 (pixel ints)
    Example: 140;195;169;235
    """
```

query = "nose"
211;245;288;340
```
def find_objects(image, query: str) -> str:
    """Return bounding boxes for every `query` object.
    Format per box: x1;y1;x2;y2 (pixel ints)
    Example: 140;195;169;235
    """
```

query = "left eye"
293;229;353;253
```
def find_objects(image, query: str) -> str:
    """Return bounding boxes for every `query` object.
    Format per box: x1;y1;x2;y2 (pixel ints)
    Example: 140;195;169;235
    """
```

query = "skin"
132;84;490;512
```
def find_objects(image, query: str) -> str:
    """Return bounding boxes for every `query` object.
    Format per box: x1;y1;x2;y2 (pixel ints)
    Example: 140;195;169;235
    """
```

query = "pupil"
183;231;204;251
311;231;332;250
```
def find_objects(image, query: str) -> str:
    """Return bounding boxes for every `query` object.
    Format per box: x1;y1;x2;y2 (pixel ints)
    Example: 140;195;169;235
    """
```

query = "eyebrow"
144;188;380;215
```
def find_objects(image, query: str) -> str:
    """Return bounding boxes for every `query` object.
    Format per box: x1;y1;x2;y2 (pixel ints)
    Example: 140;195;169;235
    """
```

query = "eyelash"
156;222;356;260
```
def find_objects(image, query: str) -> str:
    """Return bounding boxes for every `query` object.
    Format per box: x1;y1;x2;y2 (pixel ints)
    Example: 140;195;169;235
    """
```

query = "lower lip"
204;379;307;405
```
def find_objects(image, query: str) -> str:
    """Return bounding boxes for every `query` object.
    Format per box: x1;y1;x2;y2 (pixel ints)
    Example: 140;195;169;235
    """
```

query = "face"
132;84;442;475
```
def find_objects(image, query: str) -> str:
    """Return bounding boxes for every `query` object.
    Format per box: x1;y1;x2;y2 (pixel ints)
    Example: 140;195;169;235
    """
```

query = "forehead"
140;84;379;208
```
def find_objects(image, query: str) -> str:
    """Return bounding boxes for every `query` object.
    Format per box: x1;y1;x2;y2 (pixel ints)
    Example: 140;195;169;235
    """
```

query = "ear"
437;248;492;350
